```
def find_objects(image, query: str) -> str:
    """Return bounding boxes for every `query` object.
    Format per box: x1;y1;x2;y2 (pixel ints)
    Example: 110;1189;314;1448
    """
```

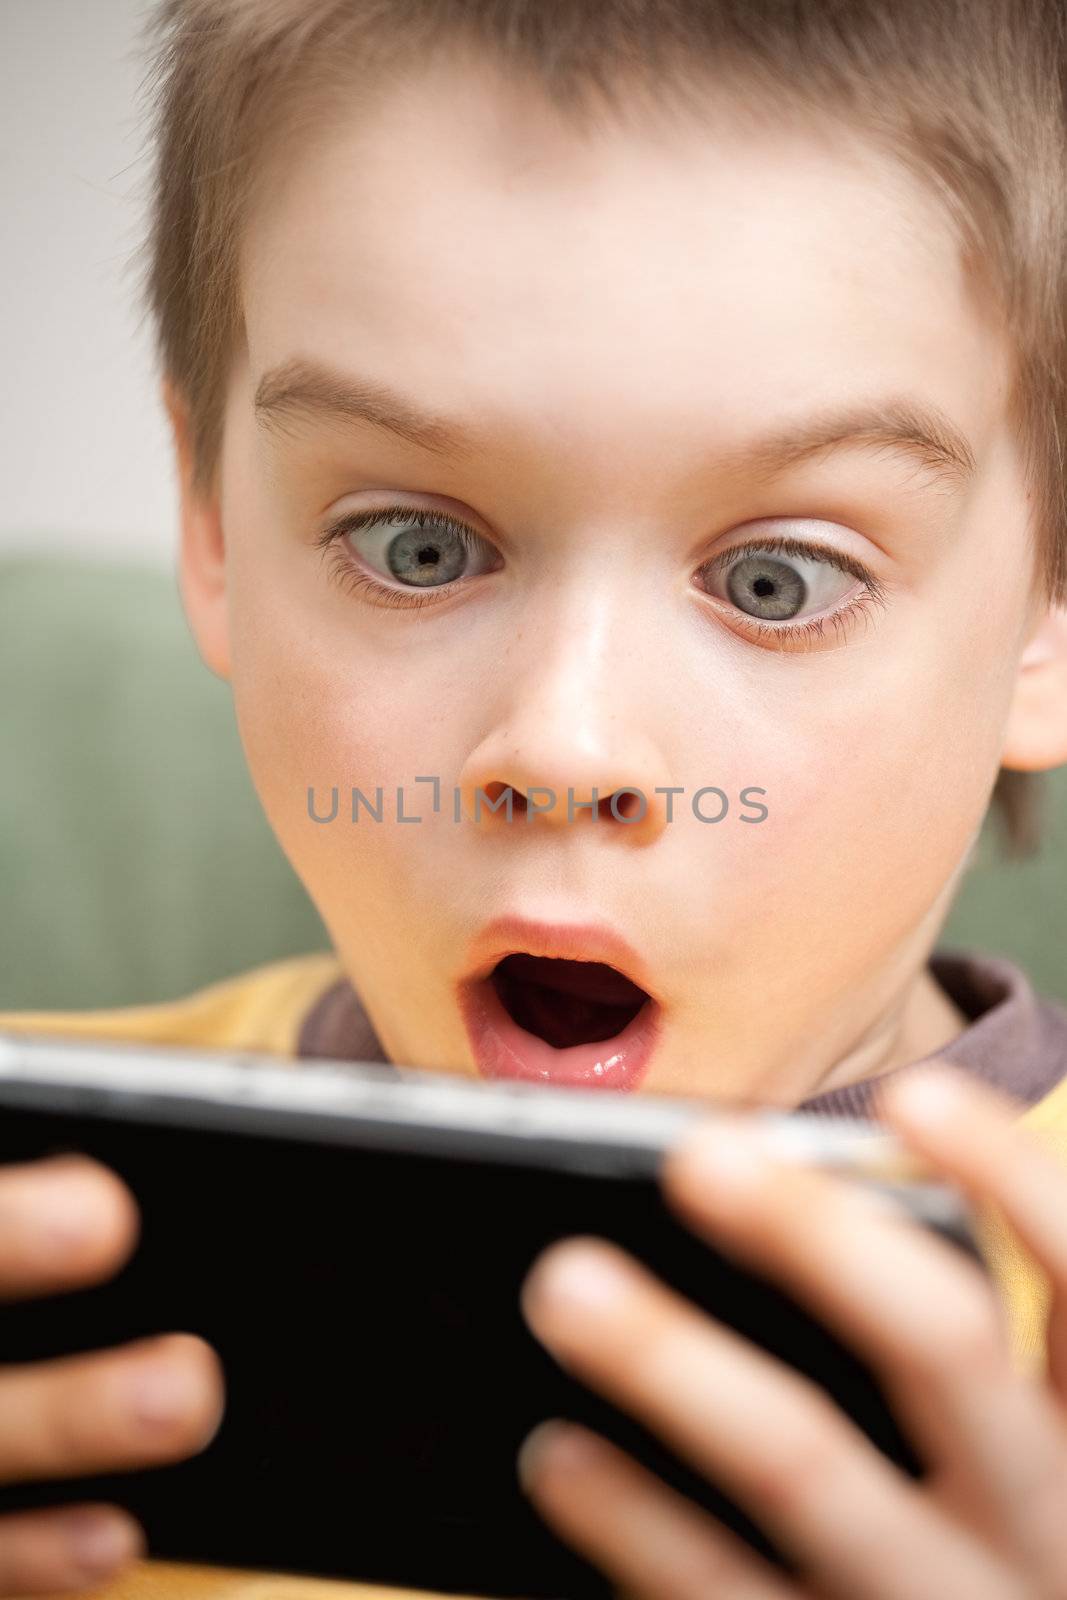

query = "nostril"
475;783;526;817
608;789;641;821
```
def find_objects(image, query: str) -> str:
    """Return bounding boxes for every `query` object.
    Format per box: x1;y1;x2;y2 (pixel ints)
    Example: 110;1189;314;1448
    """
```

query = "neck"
798;961;970;1103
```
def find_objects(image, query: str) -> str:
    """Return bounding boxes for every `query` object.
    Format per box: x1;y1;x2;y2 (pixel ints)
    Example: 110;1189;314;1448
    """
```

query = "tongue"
494;954;646;1004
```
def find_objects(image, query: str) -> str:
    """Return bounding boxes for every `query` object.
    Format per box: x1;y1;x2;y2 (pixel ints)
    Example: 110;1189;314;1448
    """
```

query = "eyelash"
315;507;486;615
697;532;889;650
315;506;890;649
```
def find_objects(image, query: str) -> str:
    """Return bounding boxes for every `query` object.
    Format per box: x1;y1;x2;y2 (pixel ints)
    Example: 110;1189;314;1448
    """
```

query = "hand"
517;1063;1067;1599
0;1153;225;1594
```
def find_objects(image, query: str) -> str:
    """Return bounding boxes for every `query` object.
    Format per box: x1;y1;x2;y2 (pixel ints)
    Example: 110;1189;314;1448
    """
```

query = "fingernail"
34;1168;99;1250
128;1357;202;1429
65;1512;143;1576
527;1243;631;1314
888;1070;965;1126
517;1420;593;1490
683;1123;773;1194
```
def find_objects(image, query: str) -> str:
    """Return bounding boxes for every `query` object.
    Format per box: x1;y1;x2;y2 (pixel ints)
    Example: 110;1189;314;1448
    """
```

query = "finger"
0;1332;225;1485
516;1418;801;1600
0;1155;140;1300
877;1064;1067;1401
661;1109;1067;1575
521;1237;1021;1600
0;1503;145;1595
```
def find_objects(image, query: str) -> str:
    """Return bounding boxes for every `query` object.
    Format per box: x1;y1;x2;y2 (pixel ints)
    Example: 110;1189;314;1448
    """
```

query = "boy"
3;0;1067;1593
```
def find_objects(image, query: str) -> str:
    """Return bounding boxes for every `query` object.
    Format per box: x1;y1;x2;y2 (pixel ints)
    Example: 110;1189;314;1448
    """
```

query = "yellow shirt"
2;953;1065;1600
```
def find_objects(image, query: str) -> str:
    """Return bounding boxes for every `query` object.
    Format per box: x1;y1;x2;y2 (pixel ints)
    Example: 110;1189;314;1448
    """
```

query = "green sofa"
1;553;1064;1012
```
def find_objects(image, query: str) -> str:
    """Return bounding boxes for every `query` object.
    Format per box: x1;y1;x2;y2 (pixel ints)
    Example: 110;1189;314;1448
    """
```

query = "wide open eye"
328;506;500;590
698;536;870;626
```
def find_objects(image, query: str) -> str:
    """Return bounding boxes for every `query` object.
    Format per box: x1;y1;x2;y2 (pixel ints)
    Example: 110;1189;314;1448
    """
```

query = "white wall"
0;0;176;565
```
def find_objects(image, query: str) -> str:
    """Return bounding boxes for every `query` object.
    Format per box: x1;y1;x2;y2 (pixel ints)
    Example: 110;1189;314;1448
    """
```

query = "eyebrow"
254;356;978;489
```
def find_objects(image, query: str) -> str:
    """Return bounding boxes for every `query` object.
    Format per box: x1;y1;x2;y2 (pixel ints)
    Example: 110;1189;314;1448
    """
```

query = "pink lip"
461;915;658;995
456;914;663;1092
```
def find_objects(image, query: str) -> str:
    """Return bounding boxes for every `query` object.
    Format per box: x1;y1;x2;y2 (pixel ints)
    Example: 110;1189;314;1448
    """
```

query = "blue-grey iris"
726;554;806;620
386;526;468;587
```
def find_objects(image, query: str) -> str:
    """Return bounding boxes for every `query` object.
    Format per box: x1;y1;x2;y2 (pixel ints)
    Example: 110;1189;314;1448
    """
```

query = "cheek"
224;545;446;911
735;594;1018;947
698;553;1025;974
224;553;517;989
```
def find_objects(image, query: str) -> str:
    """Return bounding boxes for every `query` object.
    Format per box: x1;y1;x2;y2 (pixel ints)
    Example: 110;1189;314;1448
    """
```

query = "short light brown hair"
137;0;1067;856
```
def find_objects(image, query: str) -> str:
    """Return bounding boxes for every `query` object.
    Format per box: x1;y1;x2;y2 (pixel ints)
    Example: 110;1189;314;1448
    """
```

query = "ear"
162;376;231;681
999;601;1067;771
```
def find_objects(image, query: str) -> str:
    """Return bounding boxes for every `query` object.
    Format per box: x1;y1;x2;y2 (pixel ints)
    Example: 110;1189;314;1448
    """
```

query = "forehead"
239;46;1009;471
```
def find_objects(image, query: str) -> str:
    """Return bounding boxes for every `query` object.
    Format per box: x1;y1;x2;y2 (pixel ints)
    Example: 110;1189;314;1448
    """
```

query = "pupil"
417;546;438;566
753;577;774;596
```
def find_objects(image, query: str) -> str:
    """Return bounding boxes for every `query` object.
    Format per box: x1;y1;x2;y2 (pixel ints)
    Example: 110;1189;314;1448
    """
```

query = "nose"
457;594;676;843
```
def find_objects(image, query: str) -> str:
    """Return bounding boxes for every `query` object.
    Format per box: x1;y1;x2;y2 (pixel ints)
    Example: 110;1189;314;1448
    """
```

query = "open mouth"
458;953;662;1091
490;953;650;1047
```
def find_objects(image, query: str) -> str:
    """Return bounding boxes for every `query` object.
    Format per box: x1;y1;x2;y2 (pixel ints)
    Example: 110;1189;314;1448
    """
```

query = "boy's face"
176;47;1065;1100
